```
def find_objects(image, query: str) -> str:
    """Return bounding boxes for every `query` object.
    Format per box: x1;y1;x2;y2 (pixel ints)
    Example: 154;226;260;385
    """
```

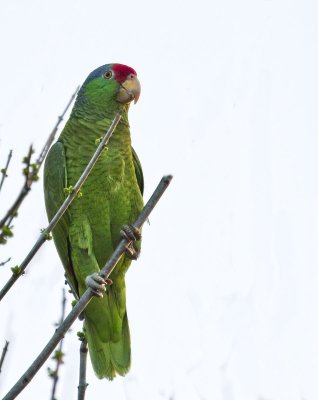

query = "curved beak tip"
117;76;141;105
134;89;140;104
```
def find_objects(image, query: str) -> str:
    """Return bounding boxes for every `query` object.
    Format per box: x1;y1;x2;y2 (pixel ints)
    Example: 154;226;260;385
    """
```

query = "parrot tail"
84;293;131;379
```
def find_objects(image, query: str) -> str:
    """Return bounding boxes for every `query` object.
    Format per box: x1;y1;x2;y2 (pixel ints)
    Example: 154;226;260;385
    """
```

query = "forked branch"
0;87;79;238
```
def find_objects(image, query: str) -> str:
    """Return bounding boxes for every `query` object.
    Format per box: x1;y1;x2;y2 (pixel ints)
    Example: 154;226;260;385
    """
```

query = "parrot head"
76;64;141;115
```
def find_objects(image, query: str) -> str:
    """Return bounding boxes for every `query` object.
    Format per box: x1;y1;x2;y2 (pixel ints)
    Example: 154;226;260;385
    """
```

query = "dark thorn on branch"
0;150;13;194
77;338;88;400
0;87;79;238
0;257;11;267
2;174;172;400
48;288;67;400
0;340;9;374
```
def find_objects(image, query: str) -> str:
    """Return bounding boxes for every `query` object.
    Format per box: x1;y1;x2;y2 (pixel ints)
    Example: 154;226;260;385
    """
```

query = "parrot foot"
120;224;141;241
85;273;112;298
120;224;141;260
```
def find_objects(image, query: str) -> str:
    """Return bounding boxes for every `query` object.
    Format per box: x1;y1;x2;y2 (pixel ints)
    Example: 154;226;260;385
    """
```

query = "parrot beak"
117;75;141;104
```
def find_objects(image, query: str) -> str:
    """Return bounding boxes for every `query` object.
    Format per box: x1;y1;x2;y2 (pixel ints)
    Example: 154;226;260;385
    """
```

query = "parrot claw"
120;224;141;241
120;224;141;260
105;278;113;285
125;242;139;260
85;273;110;297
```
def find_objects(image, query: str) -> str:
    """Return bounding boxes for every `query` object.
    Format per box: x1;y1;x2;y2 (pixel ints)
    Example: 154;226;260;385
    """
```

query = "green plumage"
44;64;143;379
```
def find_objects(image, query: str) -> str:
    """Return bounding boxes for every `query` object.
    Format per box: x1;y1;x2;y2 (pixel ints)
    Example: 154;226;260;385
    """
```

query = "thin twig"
0;257;11;267
0;87;79;233
2;175;172;400
36;86;80;169
0;340;9;374
77;339;88;400
0;145;34;245
0;113;122;302
0;150;13;194
48;288;67;400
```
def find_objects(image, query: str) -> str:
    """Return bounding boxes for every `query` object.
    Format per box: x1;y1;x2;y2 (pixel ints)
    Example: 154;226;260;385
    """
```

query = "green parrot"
43;63;144;379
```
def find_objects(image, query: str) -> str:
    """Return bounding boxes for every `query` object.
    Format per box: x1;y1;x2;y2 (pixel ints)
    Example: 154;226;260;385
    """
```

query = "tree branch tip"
163;174;173;184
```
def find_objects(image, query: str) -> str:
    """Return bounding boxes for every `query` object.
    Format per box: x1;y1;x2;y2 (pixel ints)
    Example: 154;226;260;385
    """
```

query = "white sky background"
0;0;318;399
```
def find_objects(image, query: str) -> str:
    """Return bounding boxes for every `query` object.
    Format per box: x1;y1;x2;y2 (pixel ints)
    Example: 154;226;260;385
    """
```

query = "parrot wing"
43;141;78;295
131;146;144;195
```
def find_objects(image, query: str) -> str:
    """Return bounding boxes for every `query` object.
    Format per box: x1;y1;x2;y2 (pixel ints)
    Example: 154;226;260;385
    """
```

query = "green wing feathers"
43;142;78;294
132;146;144;195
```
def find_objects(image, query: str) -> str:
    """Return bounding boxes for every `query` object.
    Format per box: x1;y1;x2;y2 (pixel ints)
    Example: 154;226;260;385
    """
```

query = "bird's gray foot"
120;224;141;260
85;272;112;298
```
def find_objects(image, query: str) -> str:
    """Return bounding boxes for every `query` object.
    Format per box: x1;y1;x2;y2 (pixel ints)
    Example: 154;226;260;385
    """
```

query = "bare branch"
0;340;9;374
0;150;13;194
0;113;122;302
48;288;67;400
2;174;172;400
0;87;79;234
77;338;88;400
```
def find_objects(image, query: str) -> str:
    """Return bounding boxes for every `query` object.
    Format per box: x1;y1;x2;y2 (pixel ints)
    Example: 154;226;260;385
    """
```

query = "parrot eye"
103;71;113;79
